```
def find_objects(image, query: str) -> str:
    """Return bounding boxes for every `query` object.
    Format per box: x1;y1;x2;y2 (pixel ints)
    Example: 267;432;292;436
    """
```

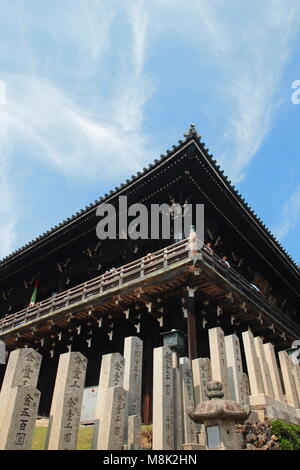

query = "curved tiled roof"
0;124;299;277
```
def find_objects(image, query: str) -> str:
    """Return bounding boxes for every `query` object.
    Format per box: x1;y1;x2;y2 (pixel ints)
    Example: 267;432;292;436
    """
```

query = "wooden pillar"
186;287;197;361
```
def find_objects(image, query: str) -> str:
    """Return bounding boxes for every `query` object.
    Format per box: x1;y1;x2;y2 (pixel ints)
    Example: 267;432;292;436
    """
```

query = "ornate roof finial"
183;123;200;140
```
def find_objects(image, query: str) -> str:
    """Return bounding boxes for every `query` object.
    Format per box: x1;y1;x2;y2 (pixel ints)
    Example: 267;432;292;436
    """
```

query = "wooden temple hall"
0;124;299;423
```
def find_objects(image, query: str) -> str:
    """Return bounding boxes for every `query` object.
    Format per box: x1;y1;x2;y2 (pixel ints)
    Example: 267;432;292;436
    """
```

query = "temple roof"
0;124;299;279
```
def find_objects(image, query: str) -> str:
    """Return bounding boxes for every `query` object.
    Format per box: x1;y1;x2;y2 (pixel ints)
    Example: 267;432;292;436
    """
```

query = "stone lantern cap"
188;381;250;424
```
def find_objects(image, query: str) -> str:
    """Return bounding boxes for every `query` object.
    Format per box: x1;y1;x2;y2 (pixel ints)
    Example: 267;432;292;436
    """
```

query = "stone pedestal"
47;352;87;450
152;346;174;450
182;443;205;450
188;382;250;450
0;385;40;450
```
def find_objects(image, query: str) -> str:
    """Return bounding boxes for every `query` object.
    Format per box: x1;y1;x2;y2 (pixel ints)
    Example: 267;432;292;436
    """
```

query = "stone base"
249;394;300;424
182;444;205;450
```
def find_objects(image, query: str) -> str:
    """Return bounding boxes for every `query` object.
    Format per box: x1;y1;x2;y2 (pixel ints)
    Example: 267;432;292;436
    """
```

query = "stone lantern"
188;381;250;450
160;329;186;358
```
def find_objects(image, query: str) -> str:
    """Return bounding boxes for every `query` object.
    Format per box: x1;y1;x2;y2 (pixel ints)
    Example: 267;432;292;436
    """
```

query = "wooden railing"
0;238;190;334
0;238;299;338
201;248;300;337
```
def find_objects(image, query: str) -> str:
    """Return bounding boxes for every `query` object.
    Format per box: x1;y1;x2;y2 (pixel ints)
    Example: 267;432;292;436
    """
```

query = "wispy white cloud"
112;0;154;132
0;0;300;259
0;1;155;256
274;185;300;240
150;0;300;183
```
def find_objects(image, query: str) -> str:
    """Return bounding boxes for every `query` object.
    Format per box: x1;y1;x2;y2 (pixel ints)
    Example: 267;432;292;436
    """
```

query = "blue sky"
0;0;299;263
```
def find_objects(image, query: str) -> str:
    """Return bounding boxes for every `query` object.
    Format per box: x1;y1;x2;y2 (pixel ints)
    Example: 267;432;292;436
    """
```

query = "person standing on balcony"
204;241;214;254
221;255;230;268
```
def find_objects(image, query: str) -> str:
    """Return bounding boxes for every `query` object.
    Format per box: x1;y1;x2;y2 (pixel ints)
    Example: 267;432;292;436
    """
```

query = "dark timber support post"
186;286;198;360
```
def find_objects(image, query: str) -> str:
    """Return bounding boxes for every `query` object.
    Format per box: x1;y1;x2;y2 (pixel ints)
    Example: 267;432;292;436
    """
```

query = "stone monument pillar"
254;336;274;398
278;350;299;409
208;327;229;399
152;346;174;450
0;385;40;450
192;358;211;405
96;386;128;450
242;330;264;396
0;348;42;450
93;352;125;447
123;336;143;416
225;334;245;403
179;357;198;445
0;349;42;426
46;351;87;450
263;343;284;402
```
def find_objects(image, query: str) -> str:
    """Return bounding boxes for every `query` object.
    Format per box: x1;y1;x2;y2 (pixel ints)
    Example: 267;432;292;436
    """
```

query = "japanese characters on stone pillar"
126;415;141;450
192;357;212;405
290;358;300;405
208;327;229;399
0;349;42;428
179;357;198;445
123;336;143;416
278;350;299;409
0;385;40;450
242;373;250;405
94;353;125;425
225;334;245;403
242;330;264;396
263;343;284;402
97;386;128;450
47;352;87;450
172;352;183;450
152;346;174;450
254;336;274;398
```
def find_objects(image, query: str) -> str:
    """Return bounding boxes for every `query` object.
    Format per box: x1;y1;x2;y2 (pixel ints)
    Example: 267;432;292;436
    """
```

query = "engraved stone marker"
0;348;42;428
225;334;245;403
127;414;141;450
172;352;183;450
242;330;264;395
263;343;284;402
278;350;299;409
290;359;300;404
0;340;6;364
94;352;125;440
152;346;174;450
97;386;128;450
123;336;143;416
192;357;212;404
47;351;87;450
254;336;274;398
242;373;250;404
180;357;198;445
0;385;40;450
208;327;229;398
